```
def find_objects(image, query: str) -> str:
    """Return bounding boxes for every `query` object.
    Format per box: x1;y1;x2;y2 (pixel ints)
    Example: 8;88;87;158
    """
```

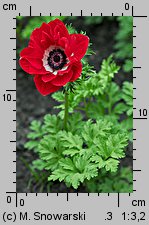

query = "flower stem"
64;92;69;131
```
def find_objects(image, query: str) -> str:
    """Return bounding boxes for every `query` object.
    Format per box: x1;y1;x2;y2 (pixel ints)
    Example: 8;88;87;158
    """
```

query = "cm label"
3;4;16;10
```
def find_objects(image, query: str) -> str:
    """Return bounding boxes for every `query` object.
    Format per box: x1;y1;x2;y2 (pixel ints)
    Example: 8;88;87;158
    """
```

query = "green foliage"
24;114;63;152
24;55;132;191
121;81;133;140
26;114;128;189
114;17;133;72
24;121;44;152
86;167;133;193
66;23;78;34
52;56;120;117
48;155;98;189
122;81;133;116
52;56;132;141
83;16;115;25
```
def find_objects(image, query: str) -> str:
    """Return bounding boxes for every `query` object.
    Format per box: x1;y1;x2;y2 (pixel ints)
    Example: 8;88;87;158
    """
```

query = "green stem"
64;92;69;131
108;95;112;114
76;107;86;111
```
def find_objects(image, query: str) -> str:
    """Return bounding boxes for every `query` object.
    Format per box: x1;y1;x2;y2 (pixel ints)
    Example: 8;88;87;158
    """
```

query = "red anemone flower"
19;19;89;95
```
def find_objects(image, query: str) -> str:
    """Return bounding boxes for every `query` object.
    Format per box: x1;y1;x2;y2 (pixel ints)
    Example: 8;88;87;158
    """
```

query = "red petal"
20;47;44;71
48;19;69;39
70;61;82;82
34;75;61;96
28;19;69;50
65;34;89;60
42;74;56;82
57;64;72;76
40;23;51;35
41;31;54;49
29;23;54;50
25;58;43;69
20;47;43;58
19;58;49;75
51;71;73;86
29;28;43;51
58;37;69;52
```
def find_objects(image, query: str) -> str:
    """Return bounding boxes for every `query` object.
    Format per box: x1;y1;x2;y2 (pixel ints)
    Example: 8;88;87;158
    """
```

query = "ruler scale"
0;0;149;224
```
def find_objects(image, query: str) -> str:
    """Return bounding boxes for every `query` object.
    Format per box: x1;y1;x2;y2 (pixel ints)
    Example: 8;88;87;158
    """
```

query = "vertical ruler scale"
0;0;149;224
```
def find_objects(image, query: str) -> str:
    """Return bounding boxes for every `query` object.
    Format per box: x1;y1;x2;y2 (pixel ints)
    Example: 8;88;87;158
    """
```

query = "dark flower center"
54;55;60;62
47;49;67;70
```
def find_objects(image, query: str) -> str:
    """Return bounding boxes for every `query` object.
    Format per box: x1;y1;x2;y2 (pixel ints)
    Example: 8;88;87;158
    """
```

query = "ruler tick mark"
29;6;32;16
133;117;147;120
6;90;16;92
133;66;141;69
118;193;120;207
67;193;69;201
133;16;147;18
132;6;134;17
